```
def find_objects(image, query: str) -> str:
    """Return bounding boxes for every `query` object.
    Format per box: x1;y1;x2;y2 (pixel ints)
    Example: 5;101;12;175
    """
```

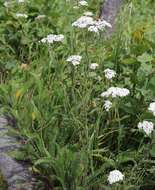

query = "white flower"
95;19;112;30
83;11;93;17
88;25;99;33
67;55;82;66
72;16;94;28
104;68;116;80
53;34;64;42
16;13;28;18
40;34;64;44
35;15;46;20
89;63;99;70
138;121;154;135
148;102;155;116
88;19;112;33
101;87;130;98
79;0;88;6
17;0;25;3
104;100;112;111
108;170;124;184
4;1;11;7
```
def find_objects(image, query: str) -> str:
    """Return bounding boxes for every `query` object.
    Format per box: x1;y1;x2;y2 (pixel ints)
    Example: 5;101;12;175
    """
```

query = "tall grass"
1;0;155;189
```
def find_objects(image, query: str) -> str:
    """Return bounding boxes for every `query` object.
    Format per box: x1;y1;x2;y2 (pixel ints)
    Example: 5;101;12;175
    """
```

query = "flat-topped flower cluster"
40;34;64;44
72;16;112;33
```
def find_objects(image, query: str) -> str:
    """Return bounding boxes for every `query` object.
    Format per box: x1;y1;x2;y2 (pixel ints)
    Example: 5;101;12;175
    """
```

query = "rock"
100;0;122;34
0;154;33;190
0;116;36;189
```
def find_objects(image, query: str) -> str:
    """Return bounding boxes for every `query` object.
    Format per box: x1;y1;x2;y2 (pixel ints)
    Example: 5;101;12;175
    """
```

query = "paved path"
0;116;35;190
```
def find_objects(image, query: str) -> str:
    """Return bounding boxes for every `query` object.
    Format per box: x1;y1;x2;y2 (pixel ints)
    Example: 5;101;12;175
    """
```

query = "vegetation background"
1;0;155;189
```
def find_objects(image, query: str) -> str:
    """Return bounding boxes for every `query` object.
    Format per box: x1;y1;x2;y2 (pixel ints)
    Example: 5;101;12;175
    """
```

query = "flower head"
17;0;25;3
138;121;154;135
15;90;22;99
88;19;112;34
40;34;64;44
101;87;130;98
72;16;94;28
88;25;99;33
89;63;98;70
4;1;12;7
79;0;88;6
16;13;28;18
108;170;124;184
67;55;82;66
148;102;155;116
104;68;116;80
95;19;112;30
104;100;112;111
35;15;46;21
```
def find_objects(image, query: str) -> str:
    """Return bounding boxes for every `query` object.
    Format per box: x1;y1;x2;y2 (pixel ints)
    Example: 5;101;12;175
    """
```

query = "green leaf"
117;151;137;165
121;57;137;65
137;53;153;64
150;145;155;157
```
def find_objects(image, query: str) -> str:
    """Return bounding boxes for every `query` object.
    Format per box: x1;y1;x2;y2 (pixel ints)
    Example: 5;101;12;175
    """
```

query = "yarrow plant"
108;170;124;184
104;68;116;80
66;55;82;66
101;87;130;98
138;121;154;135
2;1;155;189
40;34;64;44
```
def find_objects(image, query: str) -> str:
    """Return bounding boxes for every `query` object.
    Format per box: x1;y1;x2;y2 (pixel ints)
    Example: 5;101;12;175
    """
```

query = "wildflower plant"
1;0;155;189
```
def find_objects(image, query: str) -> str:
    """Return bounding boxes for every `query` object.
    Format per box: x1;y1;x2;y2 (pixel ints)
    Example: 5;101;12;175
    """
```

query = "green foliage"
1;0;155;189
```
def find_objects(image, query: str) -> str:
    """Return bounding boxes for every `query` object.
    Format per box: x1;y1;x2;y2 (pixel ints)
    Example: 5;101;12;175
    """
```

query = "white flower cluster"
104;100;112;111
101;87;130;98
88;19;112;34
79;0;88;6
72;16;111;33
89;63;98;70
16;13;28;18
4;0;25;7
72;16;94;29
67;55;82;66
138;121;154;135
104;68;116;80
4;1;11;7
108;170;124;184
35;15;46;21
40;34;64;44
17;0;25;3
148;102;155;116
